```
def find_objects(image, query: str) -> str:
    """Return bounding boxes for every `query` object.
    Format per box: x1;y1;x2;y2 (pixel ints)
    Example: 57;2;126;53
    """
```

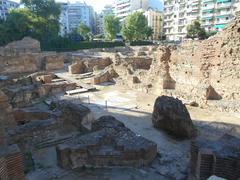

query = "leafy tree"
0;0;61;46
121;11;151;41
206;31;217;38
21;0;60;19
0;9;48;45
187;21;207;40
103;14;120;40
146;27;154;40
76;23;91;40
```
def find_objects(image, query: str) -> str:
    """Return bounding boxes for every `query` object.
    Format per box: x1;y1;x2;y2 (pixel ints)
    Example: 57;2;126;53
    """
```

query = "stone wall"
0;90;16;128
0;145;25;180
170;15;240;104
0;38;65;74
56;116;157;169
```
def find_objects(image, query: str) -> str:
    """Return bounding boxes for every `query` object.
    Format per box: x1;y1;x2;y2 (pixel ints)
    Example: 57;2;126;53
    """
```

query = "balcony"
164;24;173;28
216;2;232;9
164;18;173;22
165;11;174;15
202;13;214;17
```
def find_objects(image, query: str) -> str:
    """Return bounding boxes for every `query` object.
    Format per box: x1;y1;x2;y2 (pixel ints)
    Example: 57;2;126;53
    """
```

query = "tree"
121;11;151;41
146;27;154;40
187;21;207;40
0;0;61;46
21;0;60;19
0;8;49;45
103;14;120;40
76;23;91;40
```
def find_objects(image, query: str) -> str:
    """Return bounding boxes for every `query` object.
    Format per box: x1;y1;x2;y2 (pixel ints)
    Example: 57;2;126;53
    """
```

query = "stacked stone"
68;61;86;74
0;90;16;145
190;134;240;180
0;145;25;180
57;116;157;169
43;54;64;71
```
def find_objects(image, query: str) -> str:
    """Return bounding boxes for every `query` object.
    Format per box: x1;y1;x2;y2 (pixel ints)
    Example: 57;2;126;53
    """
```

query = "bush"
41;37;125;52
129;41;153;46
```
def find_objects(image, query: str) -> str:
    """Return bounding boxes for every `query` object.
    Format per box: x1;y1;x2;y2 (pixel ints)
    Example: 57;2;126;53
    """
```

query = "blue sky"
12;0;163;13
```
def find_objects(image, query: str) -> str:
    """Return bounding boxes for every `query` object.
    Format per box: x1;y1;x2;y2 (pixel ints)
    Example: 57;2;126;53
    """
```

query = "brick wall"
0;145;25;180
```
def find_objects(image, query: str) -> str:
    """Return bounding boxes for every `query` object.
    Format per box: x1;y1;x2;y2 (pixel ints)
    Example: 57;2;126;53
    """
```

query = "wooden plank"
66;88;88;95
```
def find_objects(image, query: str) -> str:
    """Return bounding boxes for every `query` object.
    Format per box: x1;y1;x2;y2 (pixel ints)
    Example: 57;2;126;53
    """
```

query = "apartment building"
114;0;151;21
163;0;239;41
0;0;19;20
59;2;95;36
163;0;201;41
201;0;240;32
144;8;163;40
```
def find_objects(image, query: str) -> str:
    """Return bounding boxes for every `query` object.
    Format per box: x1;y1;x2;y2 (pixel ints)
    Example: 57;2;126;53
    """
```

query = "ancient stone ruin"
57;116;157;169
0;12;239;180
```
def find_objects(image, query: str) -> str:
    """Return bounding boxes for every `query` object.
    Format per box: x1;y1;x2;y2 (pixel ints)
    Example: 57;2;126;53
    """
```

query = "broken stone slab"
152;96;196;138
56;115;157;169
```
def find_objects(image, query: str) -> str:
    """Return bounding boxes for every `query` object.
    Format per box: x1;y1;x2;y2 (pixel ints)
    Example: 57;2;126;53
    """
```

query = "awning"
202;17;214;20
214;24;225;29
216;14;230;18
217;0;231;3
202;9;214;13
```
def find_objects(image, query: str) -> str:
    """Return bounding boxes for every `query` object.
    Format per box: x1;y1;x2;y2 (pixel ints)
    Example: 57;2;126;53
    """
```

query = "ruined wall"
0;90;16;129
0;145;25;180
170;14;240;107
0;38;65;74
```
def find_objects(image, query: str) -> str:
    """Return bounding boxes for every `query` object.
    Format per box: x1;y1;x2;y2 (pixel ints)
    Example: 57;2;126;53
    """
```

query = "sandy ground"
26;84;240;180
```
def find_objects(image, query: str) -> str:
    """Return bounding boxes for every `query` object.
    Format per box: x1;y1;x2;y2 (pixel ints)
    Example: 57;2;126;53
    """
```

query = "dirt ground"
26;84;240;180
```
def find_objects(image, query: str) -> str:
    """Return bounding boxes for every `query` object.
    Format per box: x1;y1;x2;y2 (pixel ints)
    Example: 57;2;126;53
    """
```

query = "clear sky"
12;0;114;13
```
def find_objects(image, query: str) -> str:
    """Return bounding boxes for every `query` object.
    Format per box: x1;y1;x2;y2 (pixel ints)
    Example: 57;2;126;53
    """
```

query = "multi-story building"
163;0;240;41
114;0;160;21
143;8;163;40
201;0;240;32
0;0;19;20
163;0;202;41
59;2;96;36
97;5;114;35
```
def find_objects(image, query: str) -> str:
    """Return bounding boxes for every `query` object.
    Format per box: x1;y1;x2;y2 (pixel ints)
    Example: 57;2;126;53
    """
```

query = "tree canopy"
121;12;152;41
21;0;61;19
187;21;207;40
103;14;120;40
0;0;61;46
76;23;91;40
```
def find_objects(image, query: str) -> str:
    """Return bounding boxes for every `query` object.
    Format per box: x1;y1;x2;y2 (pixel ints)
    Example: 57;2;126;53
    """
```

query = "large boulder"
152;96;196;138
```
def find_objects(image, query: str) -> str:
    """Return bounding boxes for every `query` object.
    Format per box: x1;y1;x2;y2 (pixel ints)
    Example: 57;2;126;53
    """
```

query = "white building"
0;0;19;20
59;2;96;36
144;8;163;40
163;0;202;41
114;0;161;21
201;0;240;32
163;0;240;41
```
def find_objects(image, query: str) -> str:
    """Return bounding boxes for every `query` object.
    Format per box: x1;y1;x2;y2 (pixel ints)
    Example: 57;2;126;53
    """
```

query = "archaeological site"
0;12;240;180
